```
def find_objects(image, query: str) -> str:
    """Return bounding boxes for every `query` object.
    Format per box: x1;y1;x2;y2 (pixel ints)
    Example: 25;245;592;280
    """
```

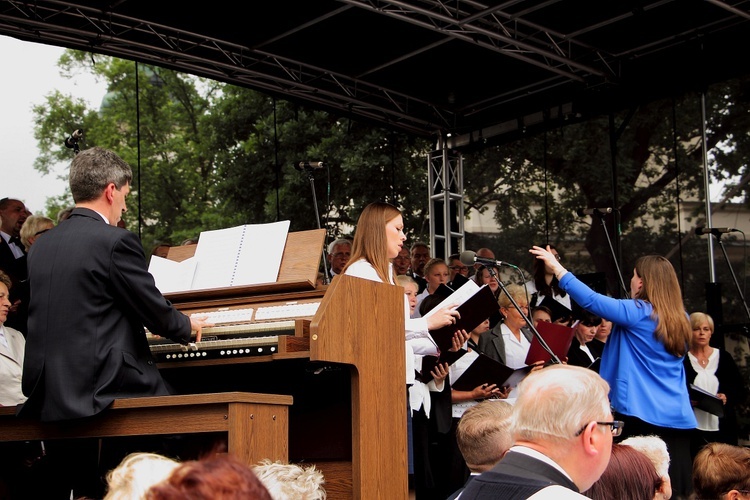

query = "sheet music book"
452;352;534;391
418;349;468;384
148;256;198;294
525;320;577;365
689;384;725;417
426;283;500;352
148;220;290;293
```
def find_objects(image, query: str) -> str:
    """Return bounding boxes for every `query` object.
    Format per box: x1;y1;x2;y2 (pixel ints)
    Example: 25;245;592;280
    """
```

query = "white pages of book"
191;220;291;290
148;256;198;294
421;279;482;319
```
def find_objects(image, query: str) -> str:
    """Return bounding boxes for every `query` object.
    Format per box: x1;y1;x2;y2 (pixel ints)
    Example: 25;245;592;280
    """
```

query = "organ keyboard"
148;294;323;366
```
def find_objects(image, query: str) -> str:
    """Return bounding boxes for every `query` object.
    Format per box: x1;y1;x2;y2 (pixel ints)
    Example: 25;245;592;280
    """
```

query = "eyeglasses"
34;229;51;237
449;265;468;272
574;420;624;437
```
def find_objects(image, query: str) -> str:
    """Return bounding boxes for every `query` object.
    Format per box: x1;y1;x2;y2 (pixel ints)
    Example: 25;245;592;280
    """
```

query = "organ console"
150;229;408;499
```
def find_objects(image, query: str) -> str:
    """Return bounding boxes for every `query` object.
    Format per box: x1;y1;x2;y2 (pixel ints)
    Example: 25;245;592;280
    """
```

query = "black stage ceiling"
1;0;749;147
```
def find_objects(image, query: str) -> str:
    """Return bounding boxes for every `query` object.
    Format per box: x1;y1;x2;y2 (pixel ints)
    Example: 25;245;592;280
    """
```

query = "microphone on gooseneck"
459;250;517;269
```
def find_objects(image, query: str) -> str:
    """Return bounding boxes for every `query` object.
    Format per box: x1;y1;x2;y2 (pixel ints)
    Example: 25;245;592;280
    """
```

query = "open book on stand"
424;281;500;353
149;220;290;293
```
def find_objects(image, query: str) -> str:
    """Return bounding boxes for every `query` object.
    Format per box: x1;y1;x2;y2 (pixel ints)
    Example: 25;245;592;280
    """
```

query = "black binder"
451;352;534;392
417;349;468;384
689;384;725;418
428;285;500;352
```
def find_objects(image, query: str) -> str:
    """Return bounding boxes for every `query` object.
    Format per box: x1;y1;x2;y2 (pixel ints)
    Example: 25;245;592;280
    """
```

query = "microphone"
294;161;325;171
64;129;84;149
459;250;517;269
576;207;613;216
695;227;739;236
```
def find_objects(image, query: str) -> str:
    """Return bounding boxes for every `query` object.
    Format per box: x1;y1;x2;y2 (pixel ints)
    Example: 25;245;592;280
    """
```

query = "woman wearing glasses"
530;246;696;500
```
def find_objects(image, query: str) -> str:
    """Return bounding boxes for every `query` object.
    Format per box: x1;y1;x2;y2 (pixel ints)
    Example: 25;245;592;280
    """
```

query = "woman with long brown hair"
529;247;696;499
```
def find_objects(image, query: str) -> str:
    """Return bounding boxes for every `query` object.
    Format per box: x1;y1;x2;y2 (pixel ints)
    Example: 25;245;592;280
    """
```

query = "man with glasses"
326;238;351;280
458;365;617;499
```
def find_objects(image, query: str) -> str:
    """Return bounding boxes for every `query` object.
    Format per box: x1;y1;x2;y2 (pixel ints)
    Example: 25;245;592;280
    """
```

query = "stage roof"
1;0;749;147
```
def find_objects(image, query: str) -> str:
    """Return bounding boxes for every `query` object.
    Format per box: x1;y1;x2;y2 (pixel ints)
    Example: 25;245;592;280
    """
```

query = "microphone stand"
303;167;330;284
486;266;561;364
594;210;628;297
711;233;750;321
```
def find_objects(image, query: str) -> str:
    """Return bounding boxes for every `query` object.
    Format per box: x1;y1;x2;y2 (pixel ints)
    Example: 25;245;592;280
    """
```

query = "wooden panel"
310;275;408;500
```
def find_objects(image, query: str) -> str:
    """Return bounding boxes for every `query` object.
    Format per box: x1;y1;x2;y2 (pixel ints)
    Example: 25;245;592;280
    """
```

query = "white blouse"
687;349;720;432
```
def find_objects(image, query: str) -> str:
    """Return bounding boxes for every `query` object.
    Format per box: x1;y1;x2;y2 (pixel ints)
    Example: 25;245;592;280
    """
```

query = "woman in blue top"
530;246;696;499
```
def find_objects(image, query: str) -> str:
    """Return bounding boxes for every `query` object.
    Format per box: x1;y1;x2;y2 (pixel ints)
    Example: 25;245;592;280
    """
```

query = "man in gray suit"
20;147;210;422
458;365;616;499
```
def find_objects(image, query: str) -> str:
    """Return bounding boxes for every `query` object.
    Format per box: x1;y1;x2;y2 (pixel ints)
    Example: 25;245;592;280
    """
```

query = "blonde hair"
344;202;401;283
498;283;527;309
456;400;514;472
689;312;714;333
252;459;326;499
19;215;54;251
621;435;670;478
633;255;691;357
104;452;180;500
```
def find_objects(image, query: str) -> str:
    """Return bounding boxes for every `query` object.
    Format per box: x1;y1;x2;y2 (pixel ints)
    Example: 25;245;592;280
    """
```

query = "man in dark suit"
19;147;211;422
458;365;615;499
0;197;30;333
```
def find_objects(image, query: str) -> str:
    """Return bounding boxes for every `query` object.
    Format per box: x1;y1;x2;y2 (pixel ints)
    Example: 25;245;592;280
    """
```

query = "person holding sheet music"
684;312;746;457
478;284;534;368
566;309;603;369
412;258;451;318
530;246;696;499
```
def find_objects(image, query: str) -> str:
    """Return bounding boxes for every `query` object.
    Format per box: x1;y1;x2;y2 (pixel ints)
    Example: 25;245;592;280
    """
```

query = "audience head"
595;319;612;342
150;242;172;259
456;400;513;473
345;202;403;283
0;270;12;325
392;246;411;276
327;238;351;275
0;197;30;237
56;206;75;223
19;215;54;251
510;364;613;492
498;283;529;331
475;264;500;293
104;452;180;500
396;274;419;315
252;459;326;500
621;434;671;500
146;454;272;500
69;147;132;227
689;311;714;350
409;242;430;276
632;255;691;357
692;442;750;500
447;253;469;281
422;257;449;293
531;306;552;325
573;309;602;345
583;443;663;500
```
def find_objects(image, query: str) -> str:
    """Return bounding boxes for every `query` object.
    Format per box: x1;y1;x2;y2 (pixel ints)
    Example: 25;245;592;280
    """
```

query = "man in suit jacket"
458;365;615;499
0;197;31;333
19;147;211;423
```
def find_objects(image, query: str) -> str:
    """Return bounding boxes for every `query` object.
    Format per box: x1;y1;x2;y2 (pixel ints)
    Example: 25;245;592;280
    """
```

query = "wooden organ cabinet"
154;229;408;499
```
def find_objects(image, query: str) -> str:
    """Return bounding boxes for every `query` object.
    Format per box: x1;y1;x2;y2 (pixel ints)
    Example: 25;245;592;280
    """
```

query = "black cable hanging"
135;61;142;240
273;97;280;221
671;96;686;294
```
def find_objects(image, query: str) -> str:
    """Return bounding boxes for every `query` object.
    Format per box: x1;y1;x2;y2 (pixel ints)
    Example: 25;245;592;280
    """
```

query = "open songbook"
148;221;290;293
423;281;500;352
452;352;534;391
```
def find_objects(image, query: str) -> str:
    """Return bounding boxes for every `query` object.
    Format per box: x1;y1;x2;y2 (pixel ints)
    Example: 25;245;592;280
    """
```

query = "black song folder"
452;352;534;392
427;285;500;353
689;384;725;417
